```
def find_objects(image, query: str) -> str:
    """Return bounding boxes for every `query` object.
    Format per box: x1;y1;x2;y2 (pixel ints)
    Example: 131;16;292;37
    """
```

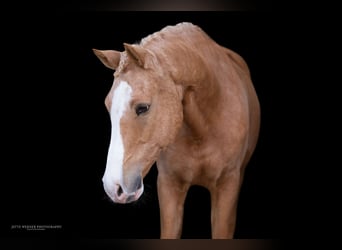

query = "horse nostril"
126;195;136;203
136;179;142;190
132;176;142;191
116;185;123;197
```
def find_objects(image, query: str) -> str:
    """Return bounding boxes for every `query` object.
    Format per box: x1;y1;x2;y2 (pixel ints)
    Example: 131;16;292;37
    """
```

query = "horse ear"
92;49;120;70
124;43;151;68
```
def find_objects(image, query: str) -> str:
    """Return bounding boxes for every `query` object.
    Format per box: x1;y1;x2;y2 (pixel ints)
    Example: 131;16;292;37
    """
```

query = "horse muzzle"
103;175;144;204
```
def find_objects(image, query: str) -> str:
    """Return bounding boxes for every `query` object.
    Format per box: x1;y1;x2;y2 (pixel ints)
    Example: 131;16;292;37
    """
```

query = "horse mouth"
105;184;144;204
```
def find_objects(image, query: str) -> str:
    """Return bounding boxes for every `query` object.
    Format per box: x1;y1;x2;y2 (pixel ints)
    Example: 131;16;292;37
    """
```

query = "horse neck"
146;37;225;140
168;50;222;140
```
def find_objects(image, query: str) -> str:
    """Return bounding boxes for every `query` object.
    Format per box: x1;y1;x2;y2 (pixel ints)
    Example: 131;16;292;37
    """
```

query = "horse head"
93;44;183;203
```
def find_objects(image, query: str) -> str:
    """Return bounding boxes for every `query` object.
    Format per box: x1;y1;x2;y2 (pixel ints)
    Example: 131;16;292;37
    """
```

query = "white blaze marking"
102;81;132;198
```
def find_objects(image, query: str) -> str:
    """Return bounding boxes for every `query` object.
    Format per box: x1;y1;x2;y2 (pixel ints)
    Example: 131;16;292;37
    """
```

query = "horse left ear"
92;49;121;70
124;43;154;68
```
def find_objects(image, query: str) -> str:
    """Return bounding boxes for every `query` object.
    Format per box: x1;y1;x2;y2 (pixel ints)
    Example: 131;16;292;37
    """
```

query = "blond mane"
140;22;199;46
115;22;204;76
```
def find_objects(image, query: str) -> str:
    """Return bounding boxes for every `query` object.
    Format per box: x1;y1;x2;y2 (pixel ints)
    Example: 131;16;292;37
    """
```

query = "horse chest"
160;138;227;185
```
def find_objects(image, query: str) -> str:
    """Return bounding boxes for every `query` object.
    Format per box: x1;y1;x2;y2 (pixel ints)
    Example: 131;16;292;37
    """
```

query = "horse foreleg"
210;172;241;239
157;175;189;239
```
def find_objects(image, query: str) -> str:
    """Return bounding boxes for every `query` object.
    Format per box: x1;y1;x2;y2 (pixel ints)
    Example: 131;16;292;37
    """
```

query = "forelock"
114;51;129;76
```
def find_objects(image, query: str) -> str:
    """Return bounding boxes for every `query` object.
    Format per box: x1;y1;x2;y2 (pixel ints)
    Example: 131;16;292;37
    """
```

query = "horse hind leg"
210;170;241;239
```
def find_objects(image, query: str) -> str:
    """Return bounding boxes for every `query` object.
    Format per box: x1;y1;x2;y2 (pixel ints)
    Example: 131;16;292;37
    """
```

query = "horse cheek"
164;101;183;146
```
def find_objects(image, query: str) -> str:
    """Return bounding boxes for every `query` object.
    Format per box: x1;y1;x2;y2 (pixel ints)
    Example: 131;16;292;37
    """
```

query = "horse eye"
135;104;150;116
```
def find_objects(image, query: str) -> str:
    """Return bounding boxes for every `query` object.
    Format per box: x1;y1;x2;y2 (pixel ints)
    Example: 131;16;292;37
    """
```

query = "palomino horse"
93;22;260;239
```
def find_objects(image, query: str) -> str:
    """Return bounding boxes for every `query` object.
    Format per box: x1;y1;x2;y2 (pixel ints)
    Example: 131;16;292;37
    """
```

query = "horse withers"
93;22;260;239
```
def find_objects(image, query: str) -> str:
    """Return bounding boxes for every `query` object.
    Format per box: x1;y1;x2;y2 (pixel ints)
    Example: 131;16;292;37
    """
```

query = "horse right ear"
92;49;120;70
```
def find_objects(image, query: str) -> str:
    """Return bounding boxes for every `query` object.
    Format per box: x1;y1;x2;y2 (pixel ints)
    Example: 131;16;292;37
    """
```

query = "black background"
2;9;284;241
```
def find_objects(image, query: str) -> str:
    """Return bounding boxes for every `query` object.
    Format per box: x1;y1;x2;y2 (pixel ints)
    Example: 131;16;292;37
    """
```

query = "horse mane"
115;22;204;76
140;22;200;46
115;51;129;76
